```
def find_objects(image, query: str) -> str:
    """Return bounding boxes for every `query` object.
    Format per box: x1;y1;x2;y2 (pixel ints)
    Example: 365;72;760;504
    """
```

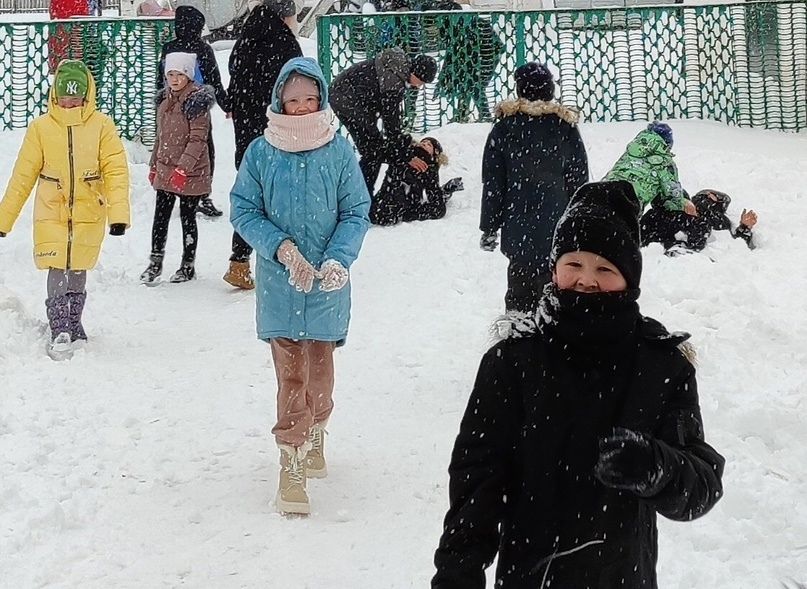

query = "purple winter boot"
67;291;88;341
45;295;73;360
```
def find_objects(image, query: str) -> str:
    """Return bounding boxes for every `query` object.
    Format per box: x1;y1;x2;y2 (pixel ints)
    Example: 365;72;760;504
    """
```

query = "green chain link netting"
318;1;807;132
0;18;173;146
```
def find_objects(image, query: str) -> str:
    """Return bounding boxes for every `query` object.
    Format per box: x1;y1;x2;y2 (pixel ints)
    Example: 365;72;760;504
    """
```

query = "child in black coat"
641;188;758;253
433;180;725;589
369;137;463;226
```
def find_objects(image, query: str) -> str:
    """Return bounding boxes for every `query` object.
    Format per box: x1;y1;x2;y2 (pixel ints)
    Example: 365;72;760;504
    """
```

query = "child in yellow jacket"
0;60;130;360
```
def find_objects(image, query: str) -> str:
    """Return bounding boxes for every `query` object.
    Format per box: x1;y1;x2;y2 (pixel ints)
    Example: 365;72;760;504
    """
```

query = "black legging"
151;190;202;263
231;115;264;262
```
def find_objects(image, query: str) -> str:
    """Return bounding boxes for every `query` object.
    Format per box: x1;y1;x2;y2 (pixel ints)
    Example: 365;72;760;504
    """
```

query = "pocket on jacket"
34;172;66;223
73;194;104;223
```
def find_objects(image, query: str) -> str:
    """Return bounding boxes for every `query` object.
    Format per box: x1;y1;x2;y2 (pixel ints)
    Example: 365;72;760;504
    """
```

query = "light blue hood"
270;57;329;114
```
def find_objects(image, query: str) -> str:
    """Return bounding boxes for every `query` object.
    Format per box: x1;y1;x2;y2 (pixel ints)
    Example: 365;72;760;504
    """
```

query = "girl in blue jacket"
230;57;370;515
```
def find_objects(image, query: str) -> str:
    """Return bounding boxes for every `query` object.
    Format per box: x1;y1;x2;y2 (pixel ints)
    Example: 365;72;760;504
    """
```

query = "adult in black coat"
157;5;230;217
641;188;758;253
224;1;302;288
370;136;463;225
329;47;438;193
480;62;589;314
433;181;725;589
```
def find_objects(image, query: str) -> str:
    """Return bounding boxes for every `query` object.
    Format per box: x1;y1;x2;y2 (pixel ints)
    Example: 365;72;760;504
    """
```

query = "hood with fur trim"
494;98;579;125
155;84;216;119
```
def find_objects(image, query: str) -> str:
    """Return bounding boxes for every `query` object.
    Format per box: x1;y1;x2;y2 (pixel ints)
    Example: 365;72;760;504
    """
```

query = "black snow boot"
197;197;223;217
169;260;196;283
140;253;164;285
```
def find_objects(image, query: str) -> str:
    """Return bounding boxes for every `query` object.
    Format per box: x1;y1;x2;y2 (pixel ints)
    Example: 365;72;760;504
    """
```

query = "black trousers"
640;207;703;250
334;111;385;194
505;260;551;314
151;190;201;263
231;115;264;262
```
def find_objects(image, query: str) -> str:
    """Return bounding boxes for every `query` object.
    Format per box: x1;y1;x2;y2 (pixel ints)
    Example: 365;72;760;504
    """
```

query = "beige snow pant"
270;338;336;448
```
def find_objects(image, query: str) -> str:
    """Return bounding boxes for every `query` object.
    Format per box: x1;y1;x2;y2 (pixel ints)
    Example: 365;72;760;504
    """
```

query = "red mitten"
169;168;187;192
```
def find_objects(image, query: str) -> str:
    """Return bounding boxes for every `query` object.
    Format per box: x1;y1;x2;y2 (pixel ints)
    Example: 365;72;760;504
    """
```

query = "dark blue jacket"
480;99;588;268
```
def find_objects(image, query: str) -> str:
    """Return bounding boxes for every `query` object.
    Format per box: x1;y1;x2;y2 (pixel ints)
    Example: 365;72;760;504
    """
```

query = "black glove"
0;231;6;237
109;223;127;236
441;177;464;194
594;427;664;496
479;231;498;252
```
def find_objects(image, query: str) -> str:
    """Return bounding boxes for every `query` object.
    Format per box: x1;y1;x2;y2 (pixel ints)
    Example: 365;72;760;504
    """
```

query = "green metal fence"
0;18;173;146
317;1;807;132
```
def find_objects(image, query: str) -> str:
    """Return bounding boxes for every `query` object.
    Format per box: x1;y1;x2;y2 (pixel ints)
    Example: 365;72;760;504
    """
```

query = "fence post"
318;14;332;85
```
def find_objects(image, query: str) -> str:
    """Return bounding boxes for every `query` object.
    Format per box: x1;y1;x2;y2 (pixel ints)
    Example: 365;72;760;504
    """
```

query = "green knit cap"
54;60;89;99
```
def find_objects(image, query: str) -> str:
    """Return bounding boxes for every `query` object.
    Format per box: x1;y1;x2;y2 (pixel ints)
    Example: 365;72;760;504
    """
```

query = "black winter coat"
329;48;413;163
227;6;302;168
157;6;229;112
370;144;447;225
481;99;589;268
433;289;724;589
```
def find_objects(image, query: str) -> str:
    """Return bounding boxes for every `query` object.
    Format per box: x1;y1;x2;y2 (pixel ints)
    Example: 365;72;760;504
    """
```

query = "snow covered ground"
2;44;807;588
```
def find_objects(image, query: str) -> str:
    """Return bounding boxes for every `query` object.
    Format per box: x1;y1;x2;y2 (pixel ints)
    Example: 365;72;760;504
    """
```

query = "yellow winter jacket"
0;71;130;271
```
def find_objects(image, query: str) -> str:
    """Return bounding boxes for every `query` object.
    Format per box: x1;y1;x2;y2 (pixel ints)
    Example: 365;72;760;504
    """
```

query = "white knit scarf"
264;108;337;152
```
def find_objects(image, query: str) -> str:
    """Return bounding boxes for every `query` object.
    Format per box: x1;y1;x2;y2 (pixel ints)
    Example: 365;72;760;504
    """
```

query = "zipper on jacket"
67;127;75;270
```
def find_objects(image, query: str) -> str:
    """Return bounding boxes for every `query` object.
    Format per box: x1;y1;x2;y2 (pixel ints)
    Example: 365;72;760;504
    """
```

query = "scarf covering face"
264;108;337;153
538;283;641;346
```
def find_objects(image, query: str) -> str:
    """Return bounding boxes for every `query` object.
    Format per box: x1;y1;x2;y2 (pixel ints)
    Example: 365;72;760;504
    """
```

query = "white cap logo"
66;81;78;95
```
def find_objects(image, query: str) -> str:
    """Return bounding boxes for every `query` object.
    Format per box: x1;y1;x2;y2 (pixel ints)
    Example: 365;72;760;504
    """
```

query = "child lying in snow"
641;188;758;253
369;136;463;226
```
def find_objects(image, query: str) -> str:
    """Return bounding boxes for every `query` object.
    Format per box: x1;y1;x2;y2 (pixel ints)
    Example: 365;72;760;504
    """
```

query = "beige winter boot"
277;445;310;515
223;261;255;290
306;424;327;479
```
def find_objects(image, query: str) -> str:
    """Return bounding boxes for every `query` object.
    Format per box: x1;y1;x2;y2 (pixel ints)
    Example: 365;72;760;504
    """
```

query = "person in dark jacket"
370;136;463;225
224;0;303;289
329;48;438;194
480;62;589;314
641;188;758;253
158;5;230;218
433;180;725;589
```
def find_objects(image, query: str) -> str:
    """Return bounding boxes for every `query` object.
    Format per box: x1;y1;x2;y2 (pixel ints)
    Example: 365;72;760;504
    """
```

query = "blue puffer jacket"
230;57;371;344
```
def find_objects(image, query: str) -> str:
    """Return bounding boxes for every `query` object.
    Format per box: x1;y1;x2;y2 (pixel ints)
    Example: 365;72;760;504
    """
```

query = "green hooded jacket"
605;130;685;212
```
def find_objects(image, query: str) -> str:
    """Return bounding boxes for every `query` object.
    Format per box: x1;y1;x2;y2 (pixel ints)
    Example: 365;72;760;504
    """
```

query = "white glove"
318;259;349;292
277;240;317;293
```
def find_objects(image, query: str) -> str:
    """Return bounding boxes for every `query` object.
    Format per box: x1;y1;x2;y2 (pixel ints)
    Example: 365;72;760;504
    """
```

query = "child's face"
57;96;85;109
283;94;320;116
419;139;435;155
553;251;627;293
167;70;191;92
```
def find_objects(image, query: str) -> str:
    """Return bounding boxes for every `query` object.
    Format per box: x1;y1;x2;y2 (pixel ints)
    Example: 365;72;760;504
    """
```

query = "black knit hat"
550;181;643;289
515;61;555;102
411;55;438;84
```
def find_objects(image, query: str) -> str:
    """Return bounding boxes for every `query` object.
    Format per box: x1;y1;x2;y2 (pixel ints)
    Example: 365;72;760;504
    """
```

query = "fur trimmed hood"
494;98;580;125
155;84;216;120
490;310;696;364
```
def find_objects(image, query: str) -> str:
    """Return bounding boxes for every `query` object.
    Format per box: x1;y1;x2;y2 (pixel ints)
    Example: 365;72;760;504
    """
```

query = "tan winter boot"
223;261;255;290
306;424;327;479
277;445;310;515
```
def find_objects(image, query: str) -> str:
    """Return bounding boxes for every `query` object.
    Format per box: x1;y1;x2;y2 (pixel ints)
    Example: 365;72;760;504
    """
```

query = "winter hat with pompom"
515;61;555;102
165;51;197;79
647;121;673;147
550;180;643;289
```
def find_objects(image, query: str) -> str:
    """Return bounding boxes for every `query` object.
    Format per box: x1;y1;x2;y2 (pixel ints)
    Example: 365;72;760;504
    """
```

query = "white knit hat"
165;52;196;79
